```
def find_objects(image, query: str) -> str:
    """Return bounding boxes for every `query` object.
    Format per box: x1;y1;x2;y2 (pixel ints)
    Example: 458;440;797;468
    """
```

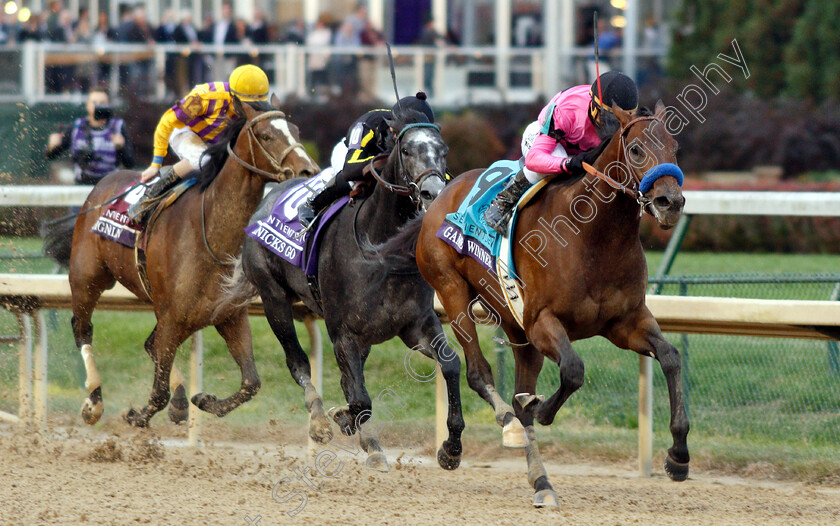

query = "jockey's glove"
562;137;612;176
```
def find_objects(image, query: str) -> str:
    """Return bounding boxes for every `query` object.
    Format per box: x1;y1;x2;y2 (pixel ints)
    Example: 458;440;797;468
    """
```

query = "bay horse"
220;110;463;472
376;101;689;506
58;95;318;427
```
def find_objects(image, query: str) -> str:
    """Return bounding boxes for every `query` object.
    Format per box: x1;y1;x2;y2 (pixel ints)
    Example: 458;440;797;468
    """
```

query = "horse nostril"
654;196;671;209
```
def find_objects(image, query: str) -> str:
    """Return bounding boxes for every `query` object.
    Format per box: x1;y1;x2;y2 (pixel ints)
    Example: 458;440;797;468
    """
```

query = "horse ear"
654;99;666;119
232;95;257;120
270;93;281;110
611;102;632;127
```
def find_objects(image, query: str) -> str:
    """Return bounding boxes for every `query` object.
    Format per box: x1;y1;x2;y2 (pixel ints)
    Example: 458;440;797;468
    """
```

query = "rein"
225;110;303;181
581;114;664;212
367;122;446;208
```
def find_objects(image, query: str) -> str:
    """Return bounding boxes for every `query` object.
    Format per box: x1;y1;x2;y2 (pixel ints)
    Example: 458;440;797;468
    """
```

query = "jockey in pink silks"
484;71;639;234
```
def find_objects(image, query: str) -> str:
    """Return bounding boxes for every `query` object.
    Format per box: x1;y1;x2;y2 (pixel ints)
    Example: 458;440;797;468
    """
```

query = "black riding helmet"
391;91;435;123
590;71;638;113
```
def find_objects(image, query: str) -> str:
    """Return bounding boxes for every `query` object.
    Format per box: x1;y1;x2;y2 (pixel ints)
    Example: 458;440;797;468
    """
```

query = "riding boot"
128;166;180;225
484;169;532;235
298;173;351;229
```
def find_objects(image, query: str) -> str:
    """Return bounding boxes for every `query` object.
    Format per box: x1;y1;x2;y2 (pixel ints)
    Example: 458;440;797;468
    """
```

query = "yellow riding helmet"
229;65;269;102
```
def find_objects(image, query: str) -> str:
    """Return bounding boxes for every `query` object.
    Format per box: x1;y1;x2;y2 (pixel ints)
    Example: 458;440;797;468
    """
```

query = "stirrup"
128;167;177;223
297;199;318;230
485;202;515;235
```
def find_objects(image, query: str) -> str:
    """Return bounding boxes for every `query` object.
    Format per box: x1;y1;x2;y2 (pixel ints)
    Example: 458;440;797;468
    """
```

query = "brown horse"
379;101;688;506
64;96;318;427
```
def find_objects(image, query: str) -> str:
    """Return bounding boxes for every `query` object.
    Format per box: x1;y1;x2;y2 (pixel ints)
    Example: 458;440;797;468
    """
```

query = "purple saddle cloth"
244;175;349;276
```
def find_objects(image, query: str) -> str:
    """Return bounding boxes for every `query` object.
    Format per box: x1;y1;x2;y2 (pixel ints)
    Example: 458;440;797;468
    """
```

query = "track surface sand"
2;424;839;526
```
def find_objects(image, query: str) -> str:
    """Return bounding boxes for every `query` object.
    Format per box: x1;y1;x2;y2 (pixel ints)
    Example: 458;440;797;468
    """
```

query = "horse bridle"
205;110;308;266
581;114;661;213
367;123;447;208
225;110;305;181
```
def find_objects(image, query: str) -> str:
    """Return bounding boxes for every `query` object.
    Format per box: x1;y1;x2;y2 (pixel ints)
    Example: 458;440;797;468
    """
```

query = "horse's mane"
196;116;247;190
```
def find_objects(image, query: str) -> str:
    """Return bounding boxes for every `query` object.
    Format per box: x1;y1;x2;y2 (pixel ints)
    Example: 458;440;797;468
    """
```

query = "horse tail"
364;213;425;272
40;215;76;268
214;254;259;320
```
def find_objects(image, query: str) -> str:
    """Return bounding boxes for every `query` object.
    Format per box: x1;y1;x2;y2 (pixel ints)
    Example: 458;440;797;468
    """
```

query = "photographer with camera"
46;88;135;185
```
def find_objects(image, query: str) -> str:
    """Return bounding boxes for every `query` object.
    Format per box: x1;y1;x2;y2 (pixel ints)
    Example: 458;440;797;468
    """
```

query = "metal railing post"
679;281;690;420
828;282;840;375
17;312;33;423
305;317;322;456
188;330;203;447
33;310;48;429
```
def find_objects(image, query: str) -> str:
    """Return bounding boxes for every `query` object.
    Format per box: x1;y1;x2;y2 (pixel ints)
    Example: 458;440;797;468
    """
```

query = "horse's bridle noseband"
225;110;307;181
368;122;447;208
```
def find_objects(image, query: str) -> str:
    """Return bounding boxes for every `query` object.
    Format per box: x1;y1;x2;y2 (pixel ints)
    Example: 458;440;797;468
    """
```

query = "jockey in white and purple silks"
484;71;639;234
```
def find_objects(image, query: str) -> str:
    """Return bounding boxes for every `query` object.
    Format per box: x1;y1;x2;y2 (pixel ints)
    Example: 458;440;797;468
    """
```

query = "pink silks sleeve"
525;133;569;175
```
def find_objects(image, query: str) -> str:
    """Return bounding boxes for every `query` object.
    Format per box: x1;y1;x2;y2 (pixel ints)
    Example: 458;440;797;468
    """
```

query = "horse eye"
262;134;272;141
401;148;409;155
630;145;641;156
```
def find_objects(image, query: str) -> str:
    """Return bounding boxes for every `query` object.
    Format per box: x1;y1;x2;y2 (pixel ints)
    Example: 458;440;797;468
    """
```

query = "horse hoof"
366;452;390;472
327;405;354;432
191;392;217;413
664;454;689;481
514;393;545;413
437;446;461;471
309;415;334;444
80;398;103;425
533;489;560;508
502;417;527;448
124;408;149;428
168;385;189;424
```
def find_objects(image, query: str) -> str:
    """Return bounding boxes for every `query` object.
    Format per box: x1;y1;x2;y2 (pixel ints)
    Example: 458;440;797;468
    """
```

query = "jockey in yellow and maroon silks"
128;64;269;223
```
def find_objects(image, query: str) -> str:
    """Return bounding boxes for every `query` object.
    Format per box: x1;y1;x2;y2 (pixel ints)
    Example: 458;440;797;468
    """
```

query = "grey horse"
221;110;464;472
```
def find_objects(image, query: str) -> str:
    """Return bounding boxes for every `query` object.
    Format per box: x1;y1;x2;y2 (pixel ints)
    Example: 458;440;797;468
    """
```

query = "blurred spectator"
332;20;359;96
359;19;384;102
46;88;135;185
93;11;116;89
45;9;75;93
74;10;95;92
417;15;446;96
344;4;368;43
208;2;239;78
17;14;44;42
157;9;178;97
45;1;63;39
156;9;177;43
0;13;17;44
639;17;665;88
306;13;333;97
283;19;305;44
120;6;155;96
93;11;117;44
587;17;620;79
173;11;206;91
248;9;270;45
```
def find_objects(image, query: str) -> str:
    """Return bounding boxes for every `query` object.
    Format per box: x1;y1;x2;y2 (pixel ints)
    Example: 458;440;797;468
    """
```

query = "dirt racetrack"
2;424;839;526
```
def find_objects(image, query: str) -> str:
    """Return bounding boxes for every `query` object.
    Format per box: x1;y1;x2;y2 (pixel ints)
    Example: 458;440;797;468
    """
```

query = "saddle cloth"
90;176;197;248
244;172;349;276
436;159;556;327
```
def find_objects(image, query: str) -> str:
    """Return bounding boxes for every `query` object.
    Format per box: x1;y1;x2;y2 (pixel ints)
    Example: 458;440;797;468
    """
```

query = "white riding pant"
323;139;361;190
169;126;208;169
520;120;568;184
